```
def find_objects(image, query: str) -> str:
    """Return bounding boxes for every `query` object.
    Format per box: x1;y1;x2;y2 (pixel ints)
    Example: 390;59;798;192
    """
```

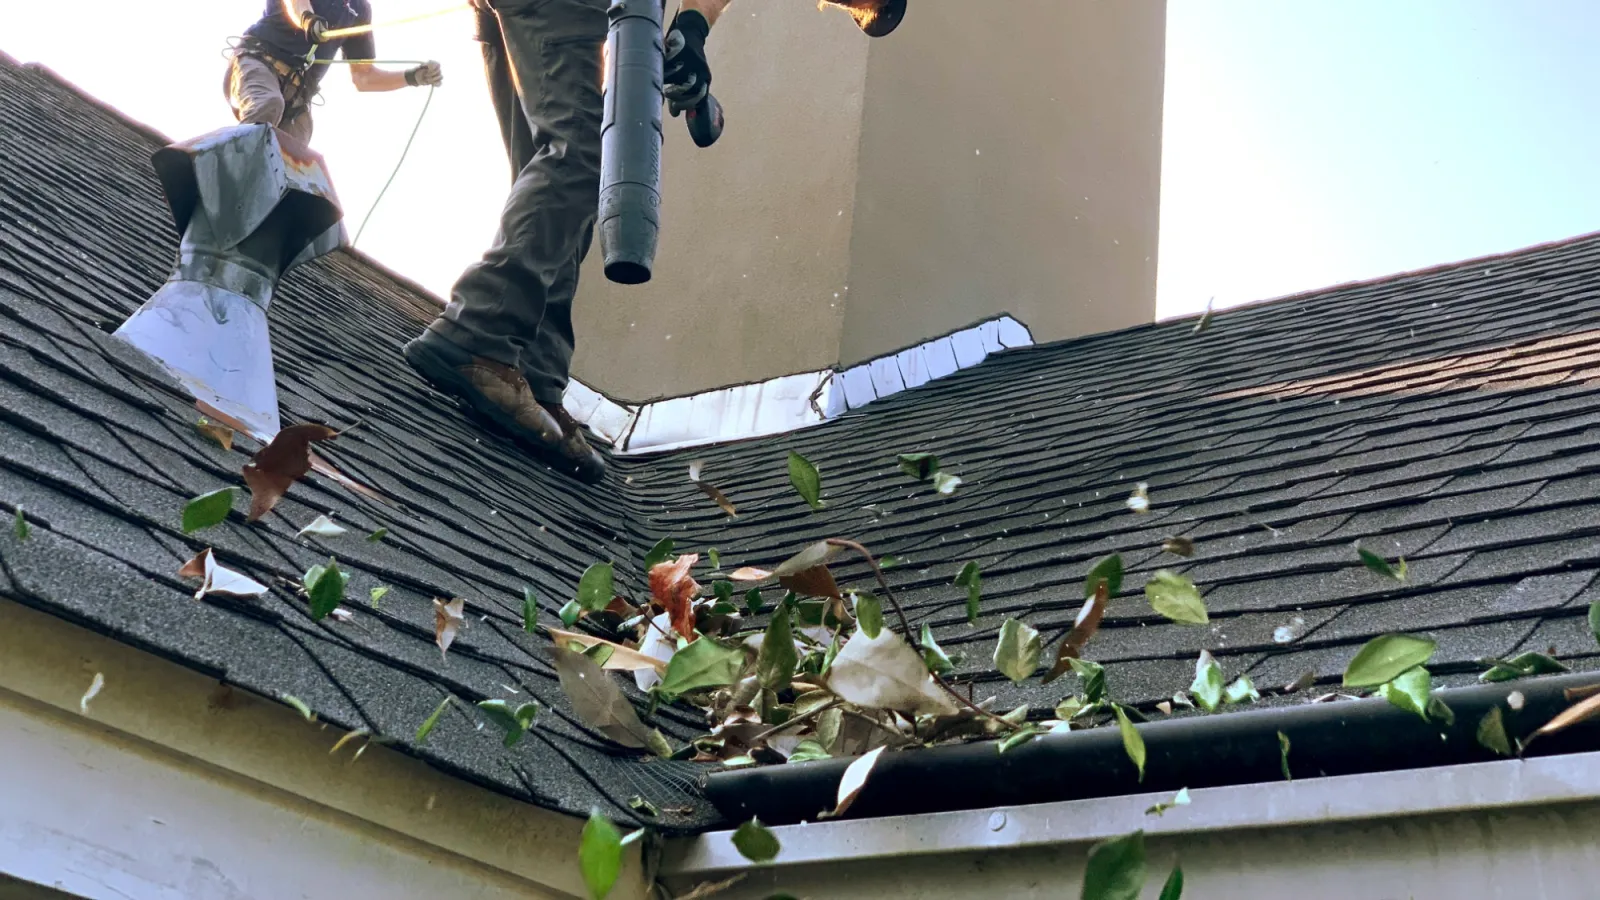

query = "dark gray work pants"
429;0;606;405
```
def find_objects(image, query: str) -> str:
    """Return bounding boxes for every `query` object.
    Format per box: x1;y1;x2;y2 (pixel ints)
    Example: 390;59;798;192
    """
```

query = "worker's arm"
348;61;442;92
679;0;734;27
280;0;314;21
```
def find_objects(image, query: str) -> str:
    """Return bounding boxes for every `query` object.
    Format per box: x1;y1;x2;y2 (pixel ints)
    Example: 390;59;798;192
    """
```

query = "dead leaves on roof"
179;548;268;601
650;553;702;640
546;627;668;674
688;461;738;517
195;418;235;451
434;598;465;660
244;424;339;521
549;644;655;749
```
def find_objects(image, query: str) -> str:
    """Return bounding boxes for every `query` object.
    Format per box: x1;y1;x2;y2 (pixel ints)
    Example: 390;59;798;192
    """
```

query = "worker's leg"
279;107;315;146
228;55;289;127
476;8;536;178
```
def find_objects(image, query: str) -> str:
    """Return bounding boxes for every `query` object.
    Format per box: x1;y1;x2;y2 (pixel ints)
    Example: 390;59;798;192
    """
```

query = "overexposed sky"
6;1;1600;321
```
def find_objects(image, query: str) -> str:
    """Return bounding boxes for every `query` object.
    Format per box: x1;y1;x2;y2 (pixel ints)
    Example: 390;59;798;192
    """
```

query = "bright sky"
7;1;1600;322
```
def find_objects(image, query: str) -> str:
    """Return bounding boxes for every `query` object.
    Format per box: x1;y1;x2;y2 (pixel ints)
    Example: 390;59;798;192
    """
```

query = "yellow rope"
321;3;472;41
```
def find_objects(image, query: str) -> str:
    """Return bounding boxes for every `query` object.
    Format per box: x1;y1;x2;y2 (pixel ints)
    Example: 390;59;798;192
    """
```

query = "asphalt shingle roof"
6;52;1600;833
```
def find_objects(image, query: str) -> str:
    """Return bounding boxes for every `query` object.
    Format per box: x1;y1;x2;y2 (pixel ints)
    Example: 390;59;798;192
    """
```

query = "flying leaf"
367;586;389;607
998;725;1045;753
1159;865;1184;900
560;600;583;627
1161;536;1195;558
579;810;624;900
366;527;388;543
1528;691;1600;745
656;637;746;700
1479;651;1569;682
933;472;963;495
181;487;235;534
296;514;347;539
1190;651;1225;712
577;562;615;613
12;507;28;541
477;698;539;747
1113;704;1146;782
181;549;269;601
521;587;538;633
434;598;466;659
651;553;702;640
897;452;940;481
549;645;653;748
282;694;315;722
772;541;843;599
1085;554;1124;599
329;727;371;757
788;739;832;763
1357;546;1407;582
1047;582;1111;684
643;537;675;572
788;451;824;510
729;566;774;583
687;464;738;516
820;745;886;819
305;558;348;620
1125;482;1151;514
1378;666;1431;720
1426;696;1455;727
854;593;884;640
1590;596;1600;648
1343;634;1436;688
415;694;453;744
628;796;660;817
758;608;799;692
828;628;959;716
1145;787;1190;817
920;624;956;676
707;548;721;570
79;672;104;715
1082;831;1146;900
195;417;235;451
1223;675;1259;705
1070;657;1108;704
994;619;1043;684
1145;571;1208;625
242;423;338;522
732;818;781;864
1193;297;1215;334
545;628;669;674
954;561;982;623
1278;730;1292;781
744;587;765;615
1477;706;1514;756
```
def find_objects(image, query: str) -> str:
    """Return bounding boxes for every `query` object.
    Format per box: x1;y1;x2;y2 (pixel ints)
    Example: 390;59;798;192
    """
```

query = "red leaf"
650;553;702;640
1043;582;1108;684
242;424;338;521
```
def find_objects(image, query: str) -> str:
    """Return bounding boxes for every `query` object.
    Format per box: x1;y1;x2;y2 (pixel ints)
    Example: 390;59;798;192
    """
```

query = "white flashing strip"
562;316;1034;455
661;750;1600;875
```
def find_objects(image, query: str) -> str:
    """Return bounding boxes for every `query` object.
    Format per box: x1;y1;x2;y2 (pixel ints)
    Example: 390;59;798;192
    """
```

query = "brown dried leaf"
548;645;652;748
196;418;235;451
1043;582;1109;684
434;598;466;660
1528;691;1600;746
545;627;668;674
1161;536;1196;557
195;400;264;443
728;567;774;583
178;549;208;579
1284;670;1317;694
242;424;338;521
696;481;739;517
1565;684;1600;703
308;451;391;506
780;565;843;600
774;541;840;577
179;548;268;600
650;553;702;640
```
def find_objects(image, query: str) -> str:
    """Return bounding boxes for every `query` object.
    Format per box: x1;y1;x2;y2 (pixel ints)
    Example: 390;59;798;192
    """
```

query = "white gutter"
662;750;1600;875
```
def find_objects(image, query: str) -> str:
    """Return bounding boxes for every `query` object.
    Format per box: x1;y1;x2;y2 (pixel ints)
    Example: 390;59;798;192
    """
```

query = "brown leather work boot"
541;402;607;485
825;0;907;36
404;333;601;483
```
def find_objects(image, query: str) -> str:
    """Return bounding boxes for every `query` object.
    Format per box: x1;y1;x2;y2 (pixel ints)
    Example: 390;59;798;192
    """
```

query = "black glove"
663;10;711;115
301;13;331;44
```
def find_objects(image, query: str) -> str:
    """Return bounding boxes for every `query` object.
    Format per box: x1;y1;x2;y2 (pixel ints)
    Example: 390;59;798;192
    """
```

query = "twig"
824;538;1022;732
748;699;840;745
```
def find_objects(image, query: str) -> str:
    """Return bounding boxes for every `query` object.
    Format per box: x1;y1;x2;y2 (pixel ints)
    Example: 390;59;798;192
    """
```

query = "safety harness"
226;37;318;128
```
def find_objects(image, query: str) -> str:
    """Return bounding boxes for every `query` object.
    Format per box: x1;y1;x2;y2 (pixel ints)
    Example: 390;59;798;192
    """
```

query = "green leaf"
305;558;348;621
415;694;452;744
744;587;765;615
1158;865;1184;900
559;599;583;628
1343;634;1436;688
577;563;615;613
369;585;389;607
997;725;1044;754
1190;651;1224;712
880;555;906;570
282;694;315;722
855;593;884;640
708;548;721;570
920;624;955;676
994;619;1043;684
584;643;615;667
1113;704;1146;782
1479;651;1570;682
1070;657;1108;704
732;818;781;864
1144;787;1191;817
1277;730;1292;781
932;472;963;495
521;587;539;633
1085;554;1125;599
1358;547;1407;581
657;637;746;700
788;739;832;763
1081;831;1146;900
13;507;29;541
642;538;675;572
1426;696;1455;728
954;561;982;623
1378;666;1431;720
897;452;940;481
628;796;660;817
788;451;824;510
579;810;624;900
181;487;235;534
1223;675;1260;705
1144;571;1208;625
476;699;538;747
366;527;388;543
1476;705;1513;756
758;608;799;692
1590;596;1600;649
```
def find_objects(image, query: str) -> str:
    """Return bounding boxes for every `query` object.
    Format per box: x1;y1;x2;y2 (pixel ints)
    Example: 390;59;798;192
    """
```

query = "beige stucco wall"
571;0;1167;402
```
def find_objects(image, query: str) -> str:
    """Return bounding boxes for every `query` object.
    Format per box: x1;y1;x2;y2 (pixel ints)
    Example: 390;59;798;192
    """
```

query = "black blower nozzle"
598;0;664;285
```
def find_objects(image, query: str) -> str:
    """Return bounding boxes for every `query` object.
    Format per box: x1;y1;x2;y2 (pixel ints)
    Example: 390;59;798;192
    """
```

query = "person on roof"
402;0;906;484
227;1;443;145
